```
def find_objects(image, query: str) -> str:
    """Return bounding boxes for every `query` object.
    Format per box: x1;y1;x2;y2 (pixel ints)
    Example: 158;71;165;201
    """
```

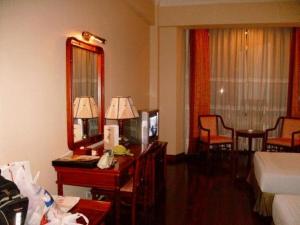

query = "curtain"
210;28;291;150
289;28;300;117
188;29;211;154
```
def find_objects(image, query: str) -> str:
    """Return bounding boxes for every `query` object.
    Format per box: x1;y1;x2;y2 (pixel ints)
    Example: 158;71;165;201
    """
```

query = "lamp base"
82;118;89;139
118;120;130;147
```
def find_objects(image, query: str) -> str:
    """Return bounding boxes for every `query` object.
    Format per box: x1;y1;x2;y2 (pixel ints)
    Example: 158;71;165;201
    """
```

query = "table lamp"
73;96;98;139
105;96;139;144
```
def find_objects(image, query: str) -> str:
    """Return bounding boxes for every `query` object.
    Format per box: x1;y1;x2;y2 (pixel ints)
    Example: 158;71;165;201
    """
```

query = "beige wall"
159;1;300;27
0;0;152;195
156;1;300;156
149;25;159;109
125;0;155;25
159;27;185;155
149;3;159;109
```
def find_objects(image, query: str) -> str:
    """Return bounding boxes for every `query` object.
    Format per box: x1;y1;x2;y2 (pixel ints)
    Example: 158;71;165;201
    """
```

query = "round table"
235;129;265;170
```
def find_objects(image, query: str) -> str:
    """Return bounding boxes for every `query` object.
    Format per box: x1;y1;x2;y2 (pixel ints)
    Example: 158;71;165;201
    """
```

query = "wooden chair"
198;114;234;152
91;142;159;225
148;141;167;205
120;144;153;225
265;117;300;152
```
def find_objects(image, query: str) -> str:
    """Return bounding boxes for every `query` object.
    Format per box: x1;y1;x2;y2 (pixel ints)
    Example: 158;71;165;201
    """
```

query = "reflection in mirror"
66;37;104;150
73;96;98;141
73;47;98;142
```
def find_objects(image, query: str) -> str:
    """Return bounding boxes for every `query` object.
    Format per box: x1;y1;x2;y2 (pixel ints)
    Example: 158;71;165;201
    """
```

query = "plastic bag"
45;212;89;225
0;161;89;225
0;161;43;224
15;167;89;225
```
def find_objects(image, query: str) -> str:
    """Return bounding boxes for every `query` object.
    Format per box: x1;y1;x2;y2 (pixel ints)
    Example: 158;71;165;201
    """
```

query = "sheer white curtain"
210;28;291;150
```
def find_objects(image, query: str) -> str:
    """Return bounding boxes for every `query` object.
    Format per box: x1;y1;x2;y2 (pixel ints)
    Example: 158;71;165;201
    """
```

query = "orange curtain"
188;29;211;154
288;28;300;117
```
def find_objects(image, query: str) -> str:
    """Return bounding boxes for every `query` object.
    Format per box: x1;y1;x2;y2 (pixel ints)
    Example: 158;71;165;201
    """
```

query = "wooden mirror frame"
66;37;104;150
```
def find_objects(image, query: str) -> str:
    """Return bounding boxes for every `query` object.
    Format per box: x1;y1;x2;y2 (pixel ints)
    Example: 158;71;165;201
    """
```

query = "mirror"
66;37;104;150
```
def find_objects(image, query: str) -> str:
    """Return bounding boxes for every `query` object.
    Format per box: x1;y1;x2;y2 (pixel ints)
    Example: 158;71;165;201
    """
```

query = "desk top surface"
53;144;143;173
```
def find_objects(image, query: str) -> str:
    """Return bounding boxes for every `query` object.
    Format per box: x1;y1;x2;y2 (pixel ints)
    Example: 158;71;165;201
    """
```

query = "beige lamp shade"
105;96;139;120
73;97;98;119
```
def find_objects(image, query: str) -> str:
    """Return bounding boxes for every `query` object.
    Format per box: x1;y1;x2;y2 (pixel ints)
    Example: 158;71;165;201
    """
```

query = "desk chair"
91;142;161;225
148;142;167;206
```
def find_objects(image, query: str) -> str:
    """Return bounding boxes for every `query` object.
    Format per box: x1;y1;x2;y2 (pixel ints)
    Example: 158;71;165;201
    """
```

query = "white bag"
0;161;89;225
45;212;89;225
0;161;44;225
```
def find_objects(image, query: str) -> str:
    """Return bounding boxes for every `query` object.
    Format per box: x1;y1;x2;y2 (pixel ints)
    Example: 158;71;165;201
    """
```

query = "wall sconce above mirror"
82;31;106;44
66;37;104;150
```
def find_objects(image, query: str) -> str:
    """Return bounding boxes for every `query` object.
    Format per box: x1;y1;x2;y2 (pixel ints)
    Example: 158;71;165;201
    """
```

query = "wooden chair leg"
131;197;137;225
206;145;212;175
229;143;236;179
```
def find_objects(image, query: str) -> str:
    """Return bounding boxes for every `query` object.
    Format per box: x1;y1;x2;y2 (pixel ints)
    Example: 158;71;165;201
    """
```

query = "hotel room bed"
254;152;300;194
273;194;300;225
251;152;300;216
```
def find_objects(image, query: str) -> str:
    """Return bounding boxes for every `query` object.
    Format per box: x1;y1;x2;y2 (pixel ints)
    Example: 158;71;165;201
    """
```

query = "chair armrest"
198;118;211;142
199;127;210;132
291;130;300;147
199;127;210;141
265;117;284;139
198;116;210;135
222;125;234;140
217;115;234;139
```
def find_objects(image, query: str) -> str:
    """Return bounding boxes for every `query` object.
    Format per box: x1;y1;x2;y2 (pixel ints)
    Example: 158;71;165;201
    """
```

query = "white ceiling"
158;0;297;6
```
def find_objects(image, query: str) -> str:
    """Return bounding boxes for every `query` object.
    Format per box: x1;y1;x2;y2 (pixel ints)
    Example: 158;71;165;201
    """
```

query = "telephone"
97;150;114;169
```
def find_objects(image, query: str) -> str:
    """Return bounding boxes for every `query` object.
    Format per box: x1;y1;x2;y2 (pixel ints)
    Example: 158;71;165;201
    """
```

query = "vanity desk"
53;146;141;195
52;145;143;225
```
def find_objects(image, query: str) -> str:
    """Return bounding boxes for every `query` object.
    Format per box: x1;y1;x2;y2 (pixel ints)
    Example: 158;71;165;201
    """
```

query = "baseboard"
166;153;186;164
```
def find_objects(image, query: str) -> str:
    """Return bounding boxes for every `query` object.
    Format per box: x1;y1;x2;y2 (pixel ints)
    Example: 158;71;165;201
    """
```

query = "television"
124;109;159;145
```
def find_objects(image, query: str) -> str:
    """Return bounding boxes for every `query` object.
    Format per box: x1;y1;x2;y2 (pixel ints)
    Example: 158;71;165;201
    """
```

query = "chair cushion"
267;138;300;147
282;119;300;139
201;135;233;144
200;116;217;136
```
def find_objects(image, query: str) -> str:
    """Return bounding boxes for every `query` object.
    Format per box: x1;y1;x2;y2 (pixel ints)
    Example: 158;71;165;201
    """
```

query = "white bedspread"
254;152;300;194
273;194;300;225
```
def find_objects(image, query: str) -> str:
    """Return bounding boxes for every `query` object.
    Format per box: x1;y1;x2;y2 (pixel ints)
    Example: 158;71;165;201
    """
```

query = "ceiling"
158;0;297;6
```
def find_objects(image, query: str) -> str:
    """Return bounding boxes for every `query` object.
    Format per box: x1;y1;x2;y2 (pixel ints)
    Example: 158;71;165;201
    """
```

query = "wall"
156;1;300;156
149;25;159;109
159;1;300;27
159;27;185;156
0;0;152;195
125;0;155;25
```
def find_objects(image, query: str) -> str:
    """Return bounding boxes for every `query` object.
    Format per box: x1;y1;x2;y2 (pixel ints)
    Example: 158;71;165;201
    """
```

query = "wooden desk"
70;199;111;225
53;145;142;225
54;155;135;195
